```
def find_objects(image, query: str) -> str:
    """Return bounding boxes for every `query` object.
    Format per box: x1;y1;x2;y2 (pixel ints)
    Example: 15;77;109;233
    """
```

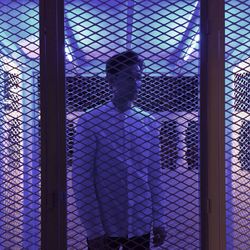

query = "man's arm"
147;118;167;245
72;115;105;240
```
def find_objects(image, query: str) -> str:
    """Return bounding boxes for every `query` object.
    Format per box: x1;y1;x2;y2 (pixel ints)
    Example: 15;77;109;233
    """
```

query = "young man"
73;51;166;250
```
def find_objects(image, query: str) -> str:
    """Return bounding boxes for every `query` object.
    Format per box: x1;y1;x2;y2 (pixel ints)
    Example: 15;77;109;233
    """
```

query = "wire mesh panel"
225;1;250;248
65;1;200;249
0;1;40;249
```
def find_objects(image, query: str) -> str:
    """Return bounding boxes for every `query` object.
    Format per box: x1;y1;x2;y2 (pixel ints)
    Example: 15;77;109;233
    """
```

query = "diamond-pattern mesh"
4;1;250;249
65;1;200;249
225;1;250;249
0;0;40;249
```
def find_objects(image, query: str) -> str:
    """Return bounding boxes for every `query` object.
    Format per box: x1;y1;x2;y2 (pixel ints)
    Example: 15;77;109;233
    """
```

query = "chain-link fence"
65;1;200;249
0;1;40;249
0;0;249;249
225;1;250;249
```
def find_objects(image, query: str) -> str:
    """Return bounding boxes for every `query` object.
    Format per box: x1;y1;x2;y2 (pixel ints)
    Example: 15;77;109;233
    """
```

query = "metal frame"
40;0;67;249
38;0;227;249
200;0;226;249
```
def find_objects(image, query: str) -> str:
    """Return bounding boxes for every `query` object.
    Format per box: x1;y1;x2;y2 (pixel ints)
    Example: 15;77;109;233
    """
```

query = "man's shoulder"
133;106;160;130
133;106;155;120
76;103;110;130
80;102;110;120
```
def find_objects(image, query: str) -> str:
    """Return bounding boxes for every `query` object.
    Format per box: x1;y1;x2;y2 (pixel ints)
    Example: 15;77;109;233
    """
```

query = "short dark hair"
106;50;143;76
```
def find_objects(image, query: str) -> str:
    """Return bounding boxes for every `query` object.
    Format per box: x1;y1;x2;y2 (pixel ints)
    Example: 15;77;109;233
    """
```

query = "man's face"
110;64;142;102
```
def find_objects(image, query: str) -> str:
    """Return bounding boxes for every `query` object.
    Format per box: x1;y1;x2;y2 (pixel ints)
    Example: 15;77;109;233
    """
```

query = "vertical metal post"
40;0;67;249
200;0;225;249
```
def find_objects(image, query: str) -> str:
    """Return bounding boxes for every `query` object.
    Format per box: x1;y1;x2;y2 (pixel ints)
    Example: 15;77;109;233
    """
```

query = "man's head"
106;50;143;102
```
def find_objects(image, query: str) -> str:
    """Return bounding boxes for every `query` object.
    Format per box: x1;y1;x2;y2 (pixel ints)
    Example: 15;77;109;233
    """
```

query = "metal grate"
0;1;40;249
3;1;248;249
225;1;250;249
234;72;250;112
65;1;201;249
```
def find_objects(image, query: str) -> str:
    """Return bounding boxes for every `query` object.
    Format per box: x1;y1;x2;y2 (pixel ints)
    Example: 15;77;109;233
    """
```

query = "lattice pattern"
0;1;40;249
234;72;250;112
65;1;200;249
238;120;250;171
225;1;250;249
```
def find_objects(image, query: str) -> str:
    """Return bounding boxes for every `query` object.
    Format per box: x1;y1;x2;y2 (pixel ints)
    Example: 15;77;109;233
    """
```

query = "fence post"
40;1;67;249
200;0;226;249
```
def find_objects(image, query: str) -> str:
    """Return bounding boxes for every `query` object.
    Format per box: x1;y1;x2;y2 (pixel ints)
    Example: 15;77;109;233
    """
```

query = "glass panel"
225;1;250;249
0;0;40;249
65;1;201;249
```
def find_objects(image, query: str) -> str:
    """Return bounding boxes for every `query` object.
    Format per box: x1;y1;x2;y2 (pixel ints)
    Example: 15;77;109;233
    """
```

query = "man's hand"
153;226;166;247
87;235;107;250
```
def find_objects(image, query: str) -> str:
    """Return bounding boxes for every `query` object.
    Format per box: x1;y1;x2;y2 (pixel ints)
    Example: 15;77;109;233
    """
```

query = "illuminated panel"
1;72;23;247
234;72;250;112
0;1;40;249
238;120;250;171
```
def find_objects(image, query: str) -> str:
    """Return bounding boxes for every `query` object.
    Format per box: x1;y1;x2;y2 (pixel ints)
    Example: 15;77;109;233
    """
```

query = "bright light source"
65;44;73;62
233;57;250;74
18;36;73;61
18;35;39;59
184;34;200;61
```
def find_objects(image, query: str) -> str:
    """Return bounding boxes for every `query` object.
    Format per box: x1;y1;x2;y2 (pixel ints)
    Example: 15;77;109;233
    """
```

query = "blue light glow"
184;34;200;61
65;40;73;62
